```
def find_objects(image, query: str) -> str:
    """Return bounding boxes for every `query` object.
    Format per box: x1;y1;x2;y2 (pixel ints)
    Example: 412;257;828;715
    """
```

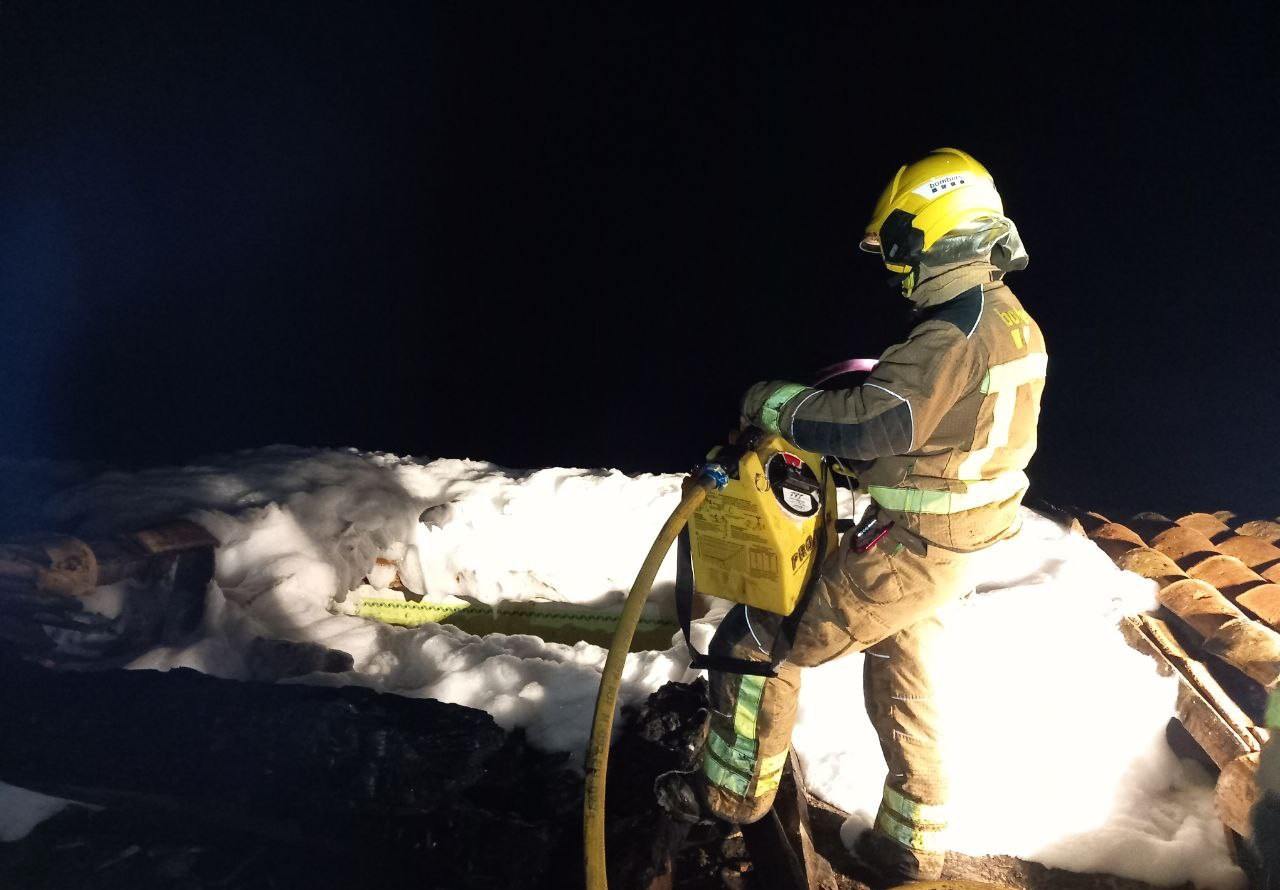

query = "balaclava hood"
899;215;1028;303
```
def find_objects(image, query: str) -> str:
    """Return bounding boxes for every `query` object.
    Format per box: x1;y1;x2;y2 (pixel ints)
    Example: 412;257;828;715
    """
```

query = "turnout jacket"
743;261;1047;551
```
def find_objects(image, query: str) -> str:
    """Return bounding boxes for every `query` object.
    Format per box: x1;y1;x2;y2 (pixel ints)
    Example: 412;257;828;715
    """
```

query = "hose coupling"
698;463;730;490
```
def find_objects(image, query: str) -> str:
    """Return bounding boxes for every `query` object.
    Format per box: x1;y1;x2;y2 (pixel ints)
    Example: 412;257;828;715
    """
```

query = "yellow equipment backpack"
675;428;838;677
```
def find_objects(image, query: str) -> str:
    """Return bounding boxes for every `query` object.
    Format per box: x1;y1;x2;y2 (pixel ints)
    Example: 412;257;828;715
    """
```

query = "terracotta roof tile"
1156;578;1236;637
1073;511;1112;535
1149;526;1219;569
1090;521;1143;544
1088;522;1145;560
1236;583;1280;629
1078;503;1280;643
1238;520;1280;546
1116;547;1186;587
1177;512;1234;541
1082;502;1280;835
1187;554;1269;600
1217;534;1280;573
1126;512;1177;541
1155;578;1280;687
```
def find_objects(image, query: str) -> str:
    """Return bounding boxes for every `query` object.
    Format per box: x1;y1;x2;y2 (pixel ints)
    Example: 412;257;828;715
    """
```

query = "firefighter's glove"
740;381;809;437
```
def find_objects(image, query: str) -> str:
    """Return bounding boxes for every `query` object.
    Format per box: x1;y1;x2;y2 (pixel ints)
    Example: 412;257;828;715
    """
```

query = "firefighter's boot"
852;828;945;884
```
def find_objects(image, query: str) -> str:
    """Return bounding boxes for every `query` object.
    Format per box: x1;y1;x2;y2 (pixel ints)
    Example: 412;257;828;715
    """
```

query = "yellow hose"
583;474;716;890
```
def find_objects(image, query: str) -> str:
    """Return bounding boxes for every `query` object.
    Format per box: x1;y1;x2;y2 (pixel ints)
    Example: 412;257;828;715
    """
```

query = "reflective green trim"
705;731;790;798
758;748;788;777
868;470;1028;515
1267;691;1280;729
756;770;783;795
702;739;788;799
875;807;949;853
759;384;809;435
882;785;947;827
754;749;790;795
703;751;750;796
707;731;757;775
734;675;765;740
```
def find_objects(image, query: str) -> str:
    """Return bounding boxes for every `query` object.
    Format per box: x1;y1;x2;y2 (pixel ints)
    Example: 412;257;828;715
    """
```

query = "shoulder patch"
922;285;984;338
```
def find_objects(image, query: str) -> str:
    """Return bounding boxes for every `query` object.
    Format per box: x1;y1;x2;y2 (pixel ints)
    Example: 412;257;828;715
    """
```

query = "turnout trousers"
700;520;972;866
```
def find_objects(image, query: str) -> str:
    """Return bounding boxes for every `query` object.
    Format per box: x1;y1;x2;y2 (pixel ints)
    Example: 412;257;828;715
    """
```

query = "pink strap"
813;358;878;386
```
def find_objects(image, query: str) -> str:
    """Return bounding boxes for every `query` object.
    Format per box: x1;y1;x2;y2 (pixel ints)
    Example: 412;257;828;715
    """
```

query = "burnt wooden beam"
1216;753;1261;838
0;522;216;667
1121;615;1264;766
1122;613;1267;845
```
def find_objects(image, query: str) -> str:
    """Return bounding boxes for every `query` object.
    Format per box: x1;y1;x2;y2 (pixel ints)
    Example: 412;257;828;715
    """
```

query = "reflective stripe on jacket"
756;261;1047;551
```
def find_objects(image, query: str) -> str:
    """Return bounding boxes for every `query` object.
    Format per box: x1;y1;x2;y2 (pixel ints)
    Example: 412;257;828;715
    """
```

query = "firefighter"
700;149;1046;882
1253;691;1280;886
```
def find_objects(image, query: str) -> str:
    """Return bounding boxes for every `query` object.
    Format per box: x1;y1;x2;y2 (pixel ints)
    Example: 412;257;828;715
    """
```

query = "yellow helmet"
860;148;1004;277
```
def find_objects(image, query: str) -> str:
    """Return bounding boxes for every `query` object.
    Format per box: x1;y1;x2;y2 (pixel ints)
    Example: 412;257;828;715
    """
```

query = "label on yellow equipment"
689;435;835;616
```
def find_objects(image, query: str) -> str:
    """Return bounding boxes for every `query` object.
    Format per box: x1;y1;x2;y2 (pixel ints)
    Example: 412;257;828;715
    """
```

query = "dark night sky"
2;3;1278;518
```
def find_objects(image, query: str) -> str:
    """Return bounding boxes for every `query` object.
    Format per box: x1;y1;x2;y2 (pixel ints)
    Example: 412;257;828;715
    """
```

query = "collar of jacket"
907;260;1003;310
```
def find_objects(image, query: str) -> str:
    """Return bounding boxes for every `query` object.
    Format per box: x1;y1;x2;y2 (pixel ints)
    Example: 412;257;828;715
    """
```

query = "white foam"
0;783;69;842
3;449;1241;886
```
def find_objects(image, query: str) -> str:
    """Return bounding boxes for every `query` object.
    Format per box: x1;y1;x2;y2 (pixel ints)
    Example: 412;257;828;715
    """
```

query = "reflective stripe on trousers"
702;538;968;828
875;783;949;853
702;674;788;799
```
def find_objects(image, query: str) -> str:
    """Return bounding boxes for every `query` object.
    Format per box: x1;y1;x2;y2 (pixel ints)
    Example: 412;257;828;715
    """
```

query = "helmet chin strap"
889;267;917;299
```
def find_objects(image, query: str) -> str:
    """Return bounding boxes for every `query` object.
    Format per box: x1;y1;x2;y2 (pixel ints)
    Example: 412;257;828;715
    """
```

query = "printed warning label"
693;514;728;538
697;538;744;568
697;494;764;534
782;487;813;514
748;547;780;581
730;527;768;545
